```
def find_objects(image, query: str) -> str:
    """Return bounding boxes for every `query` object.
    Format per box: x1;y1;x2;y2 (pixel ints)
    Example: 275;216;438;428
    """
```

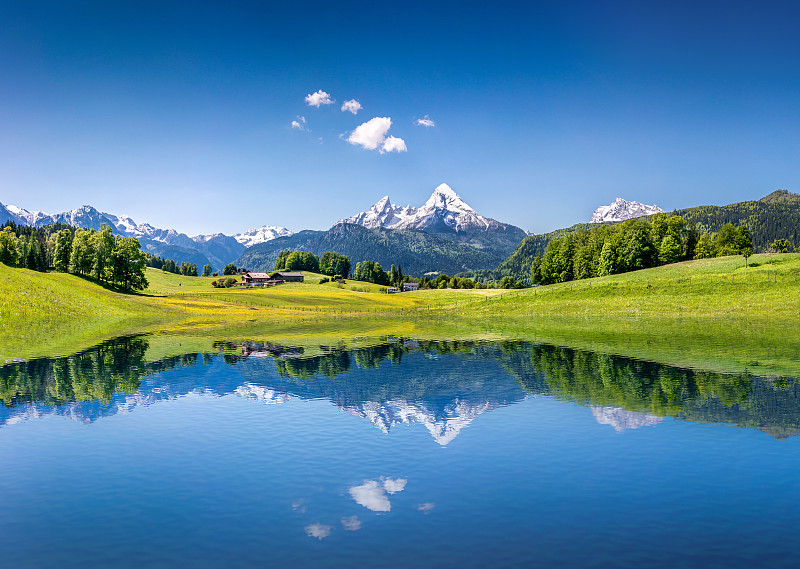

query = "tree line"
530;214;755;285
272;250;352;279
0;222;149;292
145;254;209;277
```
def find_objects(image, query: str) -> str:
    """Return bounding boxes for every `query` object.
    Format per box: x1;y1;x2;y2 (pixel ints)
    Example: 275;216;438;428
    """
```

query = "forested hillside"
488;191;800;283
235;223;504;275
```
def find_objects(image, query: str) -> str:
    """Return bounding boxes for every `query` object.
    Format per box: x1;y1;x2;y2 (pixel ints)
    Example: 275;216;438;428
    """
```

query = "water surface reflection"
2;335;799;439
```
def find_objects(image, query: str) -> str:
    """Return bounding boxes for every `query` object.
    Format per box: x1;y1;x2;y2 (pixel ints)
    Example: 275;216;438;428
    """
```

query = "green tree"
223;263;238;275
735;225;753;254
715;223;739;255
92;223;115;282
70;228;95;275
530;255;543;284
771;238;791;253
202;264;213;277
742;246;754;268
109;236;148;292
658;235;682;264
319;251;351;277
53;228;73;272
0;227;21;266
597;241;617;276
694;233;716;259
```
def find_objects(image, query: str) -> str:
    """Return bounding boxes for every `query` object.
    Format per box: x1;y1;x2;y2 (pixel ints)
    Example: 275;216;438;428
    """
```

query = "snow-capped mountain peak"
339;183;500;233
590;197;664;223
422;183;475;214
234;225;294;247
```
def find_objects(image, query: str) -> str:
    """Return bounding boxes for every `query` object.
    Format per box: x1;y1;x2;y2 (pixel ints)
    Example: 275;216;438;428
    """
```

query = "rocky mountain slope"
235;223;504;275
340;183;528;259
0;202;293;270
590;197;664;223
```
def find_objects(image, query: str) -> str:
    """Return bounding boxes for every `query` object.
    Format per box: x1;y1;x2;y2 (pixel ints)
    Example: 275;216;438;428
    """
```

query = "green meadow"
2;254;799;376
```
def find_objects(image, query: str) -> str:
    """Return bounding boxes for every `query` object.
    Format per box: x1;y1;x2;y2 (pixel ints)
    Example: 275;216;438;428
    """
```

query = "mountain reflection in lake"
2;336;800;568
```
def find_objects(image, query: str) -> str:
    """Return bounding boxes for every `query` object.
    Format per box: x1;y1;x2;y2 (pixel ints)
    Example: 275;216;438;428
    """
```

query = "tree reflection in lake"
2;336;800;439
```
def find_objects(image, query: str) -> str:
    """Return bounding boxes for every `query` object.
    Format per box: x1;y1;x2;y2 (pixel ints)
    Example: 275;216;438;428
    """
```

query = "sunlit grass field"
2;254;799;374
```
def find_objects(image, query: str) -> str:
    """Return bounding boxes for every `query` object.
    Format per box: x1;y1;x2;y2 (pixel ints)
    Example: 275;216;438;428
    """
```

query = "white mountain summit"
339;183;496;233
233;225;294;247
590;197;664;223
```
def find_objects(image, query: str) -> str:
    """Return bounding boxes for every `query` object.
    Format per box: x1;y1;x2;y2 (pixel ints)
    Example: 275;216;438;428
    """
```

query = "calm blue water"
1;338;799;568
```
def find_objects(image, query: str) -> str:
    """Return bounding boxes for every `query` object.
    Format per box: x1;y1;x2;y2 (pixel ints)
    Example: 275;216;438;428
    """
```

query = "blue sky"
2;0;799;236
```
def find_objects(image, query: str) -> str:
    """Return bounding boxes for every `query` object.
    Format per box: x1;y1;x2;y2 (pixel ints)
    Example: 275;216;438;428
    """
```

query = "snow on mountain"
590;197;664;223
590;406;664;432
0;201;285;249
349;397;503;446
233;225;294;247
339;183;500;233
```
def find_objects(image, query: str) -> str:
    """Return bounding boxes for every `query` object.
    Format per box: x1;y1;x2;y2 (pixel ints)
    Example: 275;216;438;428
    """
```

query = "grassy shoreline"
2;254;799;375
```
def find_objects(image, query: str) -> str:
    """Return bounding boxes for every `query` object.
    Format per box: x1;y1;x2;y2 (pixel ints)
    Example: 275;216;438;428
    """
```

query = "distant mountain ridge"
0;202;292;271
489;190;800;283
590;197;664;223
340;183;529;260
235;223;505;275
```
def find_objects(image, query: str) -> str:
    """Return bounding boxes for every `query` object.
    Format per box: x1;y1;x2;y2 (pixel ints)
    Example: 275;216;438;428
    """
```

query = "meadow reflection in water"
3;335;800;569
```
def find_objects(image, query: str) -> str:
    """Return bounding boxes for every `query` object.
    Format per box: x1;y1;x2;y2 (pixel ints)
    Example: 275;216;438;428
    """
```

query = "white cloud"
305;523;332;540
348;477;408;512
349;480;391;511
291;116;308;131
305;90;334;107
415;116;436;127
381;136;407;154
347;117;392;150
341;516;362;531
341;99;362;114
382;477;407;494
417;502;435;513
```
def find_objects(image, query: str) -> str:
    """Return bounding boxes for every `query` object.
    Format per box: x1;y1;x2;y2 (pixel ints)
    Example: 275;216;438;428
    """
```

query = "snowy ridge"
590;406;664;432
234;225;294;247
590;197;664;223
0;201;290;247
346;397;503;446
339;183;500;233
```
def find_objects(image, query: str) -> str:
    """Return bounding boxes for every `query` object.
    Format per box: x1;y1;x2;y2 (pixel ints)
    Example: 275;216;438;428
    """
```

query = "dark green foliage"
0;336;150;406
771;238;792;253
529;214;759;284
211;276;237;288
202;264;212;277
236;224;504;277
149;256;178;274
53;228;73;272
223;263;238;275
319;251;351;278
353;260;390;285
499;276;523;289
109;236;149;292
500;191;800;282
285;251;320;272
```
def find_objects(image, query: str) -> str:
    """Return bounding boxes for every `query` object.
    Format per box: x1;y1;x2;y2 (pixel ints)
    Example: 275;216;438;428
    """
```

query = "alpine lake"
2;331;800;569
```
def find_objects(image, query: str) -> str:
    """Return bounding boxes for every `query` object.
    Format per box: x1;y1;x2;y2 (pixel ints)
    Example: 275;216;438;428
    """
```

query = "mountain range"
236;184;529;274
1;183;527;274
590;197;664;223
5;187;794;278
0;202;291;271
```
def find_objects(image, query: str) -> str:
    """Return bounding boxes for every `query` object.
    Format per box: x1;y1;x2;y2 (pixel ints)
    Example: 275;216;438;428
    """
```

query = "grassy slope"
3;257;799;375
421;253;800;374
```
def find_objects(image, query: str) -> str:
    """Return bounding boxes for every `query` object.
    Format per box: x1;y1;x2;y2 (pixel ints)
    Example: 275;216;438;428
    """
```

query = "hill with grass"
488;191;800;282
3;253;800;377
